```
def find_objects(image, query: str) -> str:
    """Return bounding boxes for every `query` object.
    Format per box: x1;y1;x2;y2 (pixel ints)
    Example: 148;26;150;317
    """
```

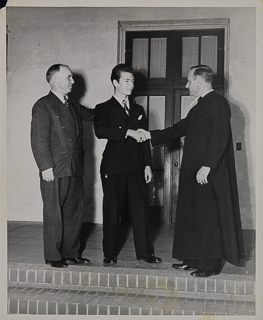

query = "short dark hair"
46;64;69;83
110;64;133;83
190;65;214;83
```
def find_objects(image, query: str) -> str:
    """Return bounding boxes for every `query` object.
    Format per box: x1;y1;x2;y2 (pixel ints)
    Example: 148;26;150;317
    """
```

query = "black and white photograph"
1;0;262;318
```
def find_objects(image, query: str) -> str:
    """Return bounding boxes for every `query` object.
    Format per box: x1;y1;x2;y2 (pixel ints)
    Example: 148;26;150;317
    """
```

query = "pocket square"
138;115;143;120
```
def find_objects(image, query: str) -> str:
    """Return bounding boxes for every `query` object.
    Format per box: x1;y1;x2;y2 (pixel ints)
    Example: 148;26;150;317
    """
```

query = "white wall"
6;7;256;228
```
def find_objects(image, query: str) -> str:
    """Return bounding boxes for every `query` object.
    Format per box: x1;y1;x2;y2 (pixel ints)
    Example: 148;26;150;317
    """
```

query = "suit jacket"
31;91;94;178
94;96;152;174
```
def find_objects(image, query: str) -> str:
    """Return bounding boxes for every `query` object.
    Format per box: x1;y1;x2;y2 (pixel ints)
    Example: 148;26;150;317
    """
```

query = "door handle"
174;162;179;167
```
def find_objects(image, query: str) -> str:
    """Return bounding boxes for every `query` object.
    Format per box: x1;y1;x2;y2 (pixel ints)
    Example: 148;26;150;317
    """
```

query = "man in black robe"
137;65;245;277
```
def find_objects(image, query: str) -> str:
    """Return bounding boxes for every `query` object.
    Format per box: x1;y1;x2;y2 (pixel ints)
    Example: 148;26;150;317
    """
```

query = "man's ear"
196;76;202;87
113;79;118;88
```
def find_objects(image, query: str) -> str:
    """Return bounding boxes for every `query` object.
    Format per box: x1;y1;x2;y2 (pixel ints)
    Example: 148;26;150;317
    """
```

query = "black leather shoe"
103;257;117;265
137;255;162;263
63;257;90;265
190;269;220;277
172;263;196;271
45;260;68;268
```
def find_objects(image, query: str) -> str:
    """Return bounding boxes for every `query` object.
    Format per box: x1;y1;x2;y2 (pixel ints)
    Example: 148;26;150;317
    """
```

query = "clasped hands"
127;129;150;143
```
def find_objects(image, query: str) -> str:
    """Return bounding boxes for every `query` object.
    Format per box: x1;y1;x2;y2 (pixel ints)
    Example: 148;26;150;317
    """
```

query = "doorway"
118;20;229;224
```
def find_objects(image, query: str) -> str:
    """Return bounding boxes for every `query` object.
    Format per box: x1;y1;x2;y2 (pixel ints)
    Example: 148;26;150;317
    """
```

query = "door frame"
118;18;229;96
118;19;230;223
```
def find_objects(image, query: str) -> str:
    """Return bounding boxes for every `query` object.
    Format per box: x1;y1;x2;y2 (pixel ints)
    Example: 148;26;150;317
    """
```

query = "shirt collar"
113;95;130;109
51;90;66;103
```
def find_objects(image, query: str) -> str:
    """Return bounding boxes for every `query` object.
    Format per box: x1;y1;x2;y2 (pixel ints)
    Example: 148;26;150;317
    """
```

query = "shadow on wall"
69;72;96;223
225;74;254;231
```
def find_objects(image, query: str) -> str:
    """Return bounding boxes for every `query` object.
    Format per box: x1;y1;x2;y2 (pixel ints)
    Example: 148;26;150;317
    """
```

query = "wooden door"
125;28;225;224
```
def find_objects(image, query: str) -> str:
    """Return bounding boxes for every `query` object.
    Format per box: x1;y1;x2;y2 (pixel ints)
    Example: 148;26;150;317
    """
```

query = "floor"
8;221;255;275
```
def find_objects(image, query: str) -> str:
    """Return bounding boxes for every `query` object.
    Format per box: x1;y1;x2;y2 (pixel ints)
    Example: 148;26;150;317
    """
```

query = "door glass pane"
201;36;218;74
182;37;199;77
133;96;147;116
132;38;149;78
181;96;197;119
150;38;167;78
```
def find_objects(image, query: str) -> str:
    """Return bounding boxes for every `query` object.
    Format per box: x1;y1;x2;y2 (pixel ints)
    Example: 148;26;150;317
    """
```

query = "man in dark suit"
137;65;244;277
94;64;162;265
31;64;94;268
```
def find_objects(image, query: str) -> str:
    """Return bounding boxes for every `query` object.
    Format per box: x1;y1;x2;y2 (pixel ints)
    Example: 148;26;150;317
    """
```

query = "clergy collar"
200;89;214;98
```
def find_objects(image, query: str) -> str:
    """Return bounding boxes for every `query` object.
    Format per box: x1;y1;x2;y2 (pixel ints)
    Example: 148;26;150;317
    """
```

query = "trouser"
101;172;152;258
40;176;84;261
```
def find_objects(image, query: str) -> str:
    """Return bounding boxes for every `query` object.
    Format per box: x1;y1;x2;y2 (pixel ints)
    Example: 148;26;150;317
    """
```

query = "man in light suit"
31;64;94;268
137;65;244;277
94;64;162;264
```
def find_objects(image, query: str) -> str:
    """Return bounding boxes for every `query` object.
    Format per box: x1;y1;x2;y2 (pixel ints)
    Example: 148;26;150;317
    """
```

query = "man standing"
31;64;94;268
94;64;161;265
138;65;244;277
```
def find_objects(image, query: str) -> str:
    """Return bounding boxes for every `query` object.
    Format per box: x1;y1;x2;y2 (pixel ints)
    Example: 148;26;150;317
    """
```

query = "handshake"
127;129;151;143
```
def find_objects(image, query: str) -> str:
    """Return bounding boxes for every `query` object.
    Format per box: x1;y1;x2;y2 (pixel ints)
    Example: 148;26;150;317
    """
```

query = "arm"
94;104;127;141
196;97;231;184
150;116;190;146
78;103;95;121
202;98;231;170
30;100;55;173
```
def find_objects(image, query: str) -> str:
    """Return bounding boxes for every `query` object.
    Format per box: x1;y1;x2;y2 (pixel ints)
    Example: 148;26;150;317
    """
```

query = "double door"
125;28;225;223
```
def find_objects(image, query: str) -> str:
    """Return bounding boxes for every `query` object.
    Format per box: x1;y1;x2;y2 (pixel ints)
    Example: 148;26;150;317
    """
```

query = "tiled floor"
7;221;256;316
8;221;255;275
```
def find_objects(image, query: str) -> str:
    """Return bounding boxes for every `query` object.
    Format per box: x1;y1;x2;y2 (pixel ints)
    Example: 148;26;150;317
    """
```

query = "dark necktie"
122;100;129;116
63;95;74;117
64;95;70;109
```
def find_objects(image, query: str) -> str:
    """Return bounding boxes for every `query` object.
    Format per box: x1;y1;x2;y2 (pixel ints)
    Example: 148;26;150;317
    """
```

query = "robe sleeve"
202;98;231;170
150;108;193;146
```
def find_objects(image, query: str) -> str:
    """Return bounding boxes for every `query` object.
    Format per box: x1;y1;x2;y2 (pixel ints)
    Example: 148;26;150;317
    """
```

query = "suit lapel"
110;96;129;124
48;91;79;134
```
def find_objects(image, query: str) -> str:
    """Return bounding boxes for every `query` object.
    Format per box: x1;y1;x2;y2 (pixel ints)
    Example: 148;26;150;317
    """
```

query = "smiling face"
51;66;74;95
113;72;134;98
185;68;200;97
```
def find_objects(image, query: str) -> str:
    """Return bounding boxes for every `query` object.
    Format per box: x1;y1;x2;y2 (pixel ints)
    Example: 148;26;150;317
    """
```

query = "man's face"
114;72;134;96
53;66;74;95
185;69;200;97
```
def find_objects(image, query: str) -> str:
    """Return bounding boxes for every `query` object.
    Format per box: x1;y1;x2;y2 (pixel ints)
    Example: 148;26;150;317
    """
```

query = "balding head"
46;64;74;95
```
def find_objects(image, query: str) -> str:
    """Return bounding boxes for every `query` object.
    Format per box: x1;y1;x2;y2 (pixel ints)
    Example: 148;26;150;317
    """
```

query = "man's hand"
137;129;151;142
42;168;55;182
144;166;153;183
126;129;146;142
196;166;211;184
